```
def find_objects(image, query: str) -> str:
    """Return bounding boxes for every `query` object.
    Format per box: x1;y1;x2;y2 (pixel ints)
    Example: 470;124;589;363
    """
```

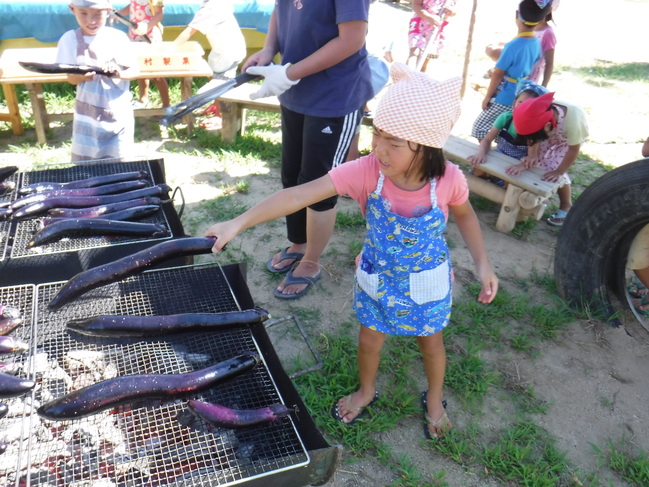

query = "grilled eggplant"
39;204;160;228
47;196;161;219
18;170;149;195
0;317;23;336
28;219;168;247
187;400;293;429
67;308;270;337
0;336;29;354
0;166;18;183
49;237;216;309
0;372;35;398
37;352;259;420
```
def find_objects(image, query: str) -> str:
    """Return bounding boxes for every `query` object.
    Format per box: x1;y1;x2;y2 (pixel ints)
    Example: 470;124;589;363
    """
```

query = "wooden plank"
444;135;559;198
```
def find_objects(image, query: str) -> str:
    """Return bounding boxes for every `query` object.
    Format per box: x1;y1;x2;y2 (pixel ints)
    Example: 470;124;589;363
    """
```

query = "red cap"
513;92;556;135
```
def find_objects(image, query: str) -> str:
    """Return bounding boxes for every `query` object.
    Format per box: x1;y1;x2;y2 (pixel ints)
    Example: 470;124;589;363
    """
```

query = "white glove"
246;63;299;100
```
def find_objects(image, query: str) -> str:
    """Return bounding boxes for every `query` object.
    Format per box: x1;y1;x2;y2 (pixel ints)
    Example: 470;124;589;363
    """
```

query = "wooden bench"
0;43;213;144
444;135;562;233
218;83;374;144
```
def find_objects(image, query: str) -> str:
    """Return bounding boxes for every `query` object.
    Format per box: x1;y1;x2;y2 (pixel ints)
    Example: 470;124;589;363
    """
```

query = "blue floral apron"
354;173;452;336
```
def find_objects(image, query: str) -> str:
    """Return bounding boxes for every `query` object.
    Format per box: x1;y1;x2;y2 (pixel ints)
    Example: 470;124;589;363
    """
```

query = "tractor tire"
554;159;649;326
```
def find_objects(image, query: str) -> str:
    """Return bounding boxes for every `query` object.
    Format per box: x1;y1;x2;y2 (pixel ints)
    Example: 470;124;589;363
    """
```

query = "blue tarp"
0;0;273;43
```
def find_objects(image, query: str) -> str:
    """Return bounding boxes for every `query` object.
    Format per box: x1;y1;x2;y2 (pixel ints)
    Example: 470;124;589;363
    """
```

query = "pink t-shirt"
328;154;469;221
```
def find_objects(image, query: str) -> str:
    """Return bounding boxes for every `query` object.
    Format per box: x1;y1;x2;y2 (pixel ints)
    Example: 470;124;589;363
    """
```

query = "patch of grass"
511;218;538;239
593;437;649;486
336;210;366;228
468;194;499;212
575;62;649;83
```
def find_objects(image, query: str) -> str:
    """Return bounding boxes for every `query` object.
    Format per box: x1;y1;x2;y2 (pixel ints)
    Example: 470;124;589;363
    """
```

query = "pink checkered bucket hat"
373;63;462;149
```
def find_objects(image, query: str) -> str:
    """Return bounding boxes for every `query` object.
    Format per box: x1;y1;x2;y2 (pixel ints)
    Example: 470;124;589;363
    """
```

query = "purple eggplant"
18;170;149;195
12;184;170;219
28;218;168;247
37;352;259;420
0;402;8;419
0;336;28;354
0;208;12;221
0;166;17;183
11;180;149;209
67;308;270;337
187;400;293;429
0;181;16;196
47;196;162;219
49;236;216;309
39;204;160;228
0;372;35;398
0;362;21;375
0;317;22;336
0;306;20;320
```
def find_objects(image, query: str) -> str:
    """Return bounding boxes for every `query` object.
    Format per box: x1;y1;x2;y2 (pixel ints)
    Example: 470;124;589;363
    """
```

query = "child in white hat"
205;63;498;439
57;0;139;161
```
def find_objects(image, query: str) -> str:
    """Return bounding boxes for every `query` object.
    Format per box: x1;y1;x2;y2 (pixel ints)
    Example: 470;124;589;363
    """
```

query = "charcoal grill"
2;262;338;487
0;159;188;287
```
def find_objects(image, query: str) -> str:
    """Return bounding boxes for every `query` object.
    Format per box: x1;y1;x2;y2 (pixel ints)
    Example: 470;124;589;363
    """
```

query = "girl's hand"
205;220;241;253
505;163;525;176
520;155;538;169
477;265;498;304
134;21;149;37
481;96;492;111
467;152;486;166
543;169;563;183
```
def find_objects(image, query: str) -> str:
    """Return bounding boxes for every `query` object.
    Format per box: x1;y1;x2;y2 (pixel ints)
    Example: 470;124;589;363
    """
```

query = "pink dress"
529;24;556;83
407;0;457;56
128;0;164;42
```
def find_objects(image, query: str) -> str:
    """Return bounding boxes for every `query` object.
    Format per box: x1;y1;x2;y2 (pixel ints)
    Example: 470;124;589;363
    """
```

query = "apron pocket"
356;266;379;302
409;260;450;305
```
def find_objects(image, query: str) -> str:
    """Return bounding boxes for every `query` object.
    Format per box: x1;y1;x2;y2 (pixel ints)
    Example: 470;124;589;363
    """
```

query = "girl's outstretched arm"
205;175;338;252
449;201;498;303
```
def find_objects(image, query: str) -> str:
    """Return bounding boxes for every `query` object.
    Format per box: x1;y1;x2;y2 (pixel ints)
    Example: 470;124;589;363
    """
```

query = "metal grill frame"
0;170;20;262
13;263;311;487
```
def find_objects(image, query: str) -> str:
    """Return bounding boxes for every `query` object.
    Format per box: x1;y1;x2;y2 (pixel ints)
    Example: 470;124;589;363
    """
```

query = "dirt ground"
1;0;649;485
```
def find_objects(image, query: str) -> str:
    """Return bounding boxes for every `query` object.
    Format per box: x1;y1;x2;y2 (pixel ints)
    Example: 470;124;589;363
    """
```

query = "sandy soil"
1;1;648;485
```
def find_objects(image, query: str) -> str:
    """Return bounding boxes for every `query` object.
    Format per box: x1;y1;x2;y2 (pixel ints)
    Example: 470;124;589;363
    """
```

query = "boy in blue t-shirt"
471;0;551;141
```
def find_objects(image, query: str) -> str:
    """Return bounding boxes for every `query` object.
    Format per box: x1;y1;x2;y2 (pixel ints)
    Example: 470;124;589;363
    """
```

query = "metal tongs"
159;72;257;126
111;9;151;44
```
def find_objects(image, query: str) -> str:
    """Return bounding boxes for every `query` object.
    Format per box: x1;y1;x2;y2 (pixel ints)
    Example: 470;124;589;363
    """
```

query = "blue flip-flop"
273;269;321;300
266;247;304;273
331;390;380;425
421;391;450;440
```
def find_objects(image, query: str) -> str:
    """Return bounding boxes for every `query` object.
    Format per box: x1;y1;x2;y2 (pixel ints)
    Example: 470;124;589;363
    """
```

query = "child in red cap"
512;92;588;226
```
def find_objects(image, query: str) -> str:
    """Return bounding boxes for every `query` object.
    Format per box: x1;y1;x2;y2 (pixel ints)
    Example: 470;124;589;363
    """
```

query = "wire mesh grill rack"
0;284;36;486
10;160;172;259
2;263;309;487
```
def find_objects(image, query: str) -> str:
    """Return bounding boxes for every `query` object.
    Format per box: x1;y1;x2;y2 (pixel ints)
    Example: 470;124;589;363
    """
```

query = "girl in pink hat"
205;63;498;439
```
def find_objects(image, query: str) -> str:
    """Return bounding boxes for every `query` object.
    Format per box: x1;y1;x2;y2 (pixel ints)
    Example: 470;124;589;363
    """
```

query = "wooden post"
25;83;49;145
496;184;524;233
461;0;478;98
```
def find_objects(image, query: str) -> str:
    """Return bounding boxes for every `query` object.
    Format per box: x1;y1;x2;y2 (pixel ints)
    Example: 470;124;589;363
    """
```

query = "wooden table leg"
496;184;524;233
180;77;194;135
0;84;24;135
219;100;242;144
25;83;49;145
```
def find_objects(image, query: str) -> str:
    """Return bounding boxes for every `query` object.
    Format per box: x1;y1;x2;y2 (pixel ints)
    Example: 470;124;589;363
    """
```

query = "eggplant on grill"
47;196;162;219
28;218;168;247
19;170;149;195
48;236;217;309
67;308;270;337
37;352;260;420
187;400;293;429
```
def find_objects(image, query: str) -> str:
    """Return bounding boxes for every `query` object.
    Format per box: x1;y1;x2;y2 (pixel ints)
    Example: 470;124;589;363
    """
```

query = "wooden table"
0;42;213;144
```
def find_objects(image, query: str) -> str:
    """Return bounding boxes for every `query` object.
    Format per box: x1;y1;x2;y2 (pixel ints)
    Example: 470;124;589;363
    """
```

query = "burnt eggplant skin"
28;219;168;247
0;373;35;398
18;170;149;195
0;208;13;221
67;308;270;337
37;352;259;420
0;402;8;419
187;400;293;429
0;166;18;183
48;237;216;309
41;205;160;227
12;184;170;219
0;317;23;336
0;336;29;354
47;197;161;219
11;180;149;209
